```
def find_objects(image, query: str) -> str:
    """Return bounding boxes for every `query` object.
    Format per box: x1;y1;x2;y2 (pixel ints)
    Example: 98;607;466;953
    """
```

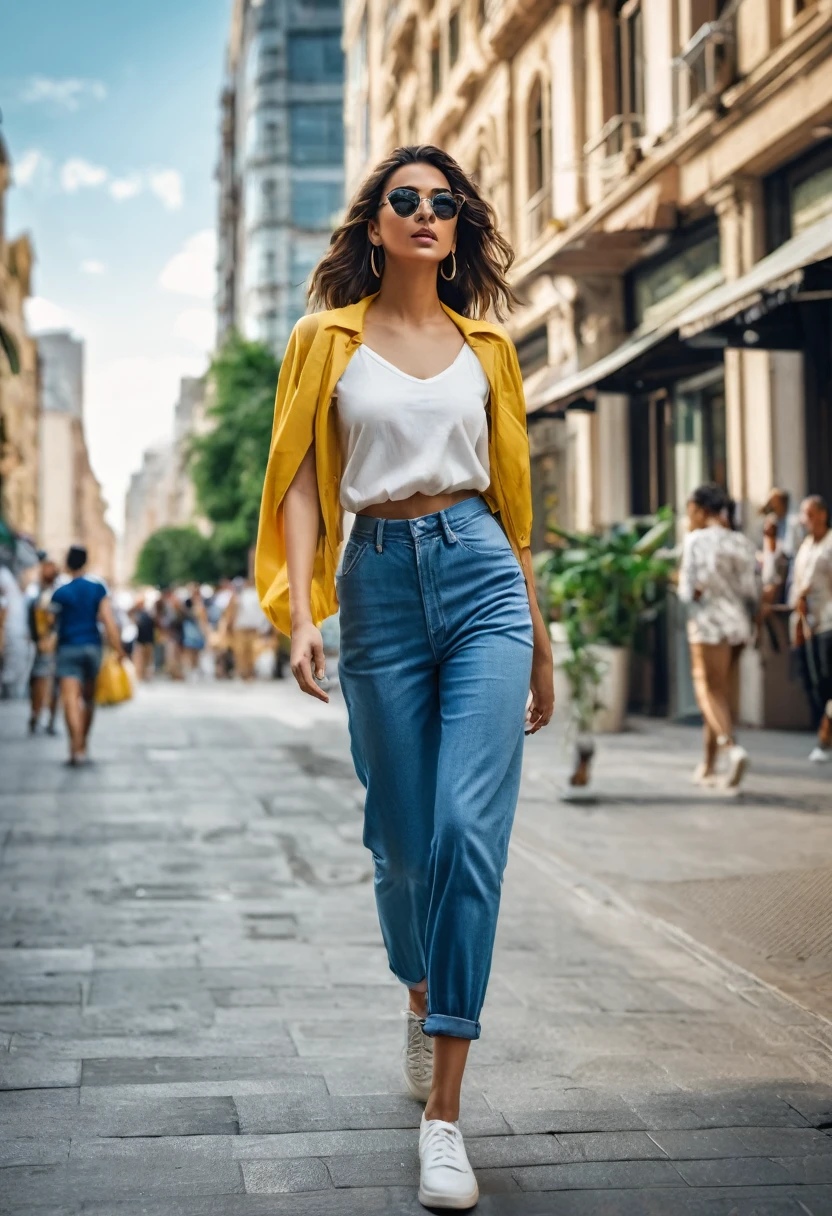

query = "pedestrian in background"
27;556;60;735
679;483;760;789
155;588;183;680
129;596;156;680
225;576;265;681
256;145;554;1211
760;486;803;566
181;586;208;678
50;545;125;766
790;495;832;763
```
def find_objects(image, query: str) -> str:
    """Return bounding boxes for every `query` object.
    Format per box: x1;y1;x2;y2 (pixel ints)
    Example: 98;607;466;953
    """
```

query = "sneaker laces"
422;1119;468;1172
405;1013;433;1082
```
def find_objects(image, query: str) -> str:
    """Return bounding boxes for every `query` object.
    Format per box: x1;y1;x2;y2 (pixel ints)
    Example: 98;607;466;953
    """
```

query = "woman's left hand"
527;645;555;734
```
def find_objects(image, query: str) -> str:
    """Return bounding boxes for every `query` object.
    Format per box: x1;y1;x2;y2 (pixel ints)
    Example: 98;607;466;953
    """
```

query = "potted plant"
535;510;675;787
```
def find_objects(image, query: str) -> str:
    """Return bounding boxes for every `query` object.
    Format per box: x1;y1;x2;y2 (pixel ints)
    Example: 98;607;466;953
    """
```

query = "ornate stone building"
0;136;39;540
345;0;832;721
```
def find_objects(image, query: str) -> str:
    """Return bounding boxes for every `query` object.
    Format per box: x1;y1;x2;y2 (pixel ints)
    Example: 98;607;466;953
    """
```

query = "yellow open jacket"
255;293;533;637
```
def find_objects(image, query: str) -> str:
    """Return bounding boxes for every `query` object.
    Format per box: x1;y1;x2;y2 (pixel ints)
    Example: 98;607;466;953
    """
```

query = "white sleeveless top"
335;342;490;514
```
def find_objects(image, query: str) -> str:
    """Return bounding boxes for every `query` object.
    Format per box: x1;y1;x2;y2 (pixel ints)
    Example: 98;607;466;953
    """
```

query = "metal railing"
671;18;736;122
524;185;552;246
583;113;644;193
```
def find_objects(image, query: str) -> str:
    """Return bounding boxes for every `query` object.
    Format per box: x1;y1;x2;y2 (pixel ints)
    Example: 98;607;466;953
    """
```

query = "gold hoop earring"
370;246;382;279
440;251;457;281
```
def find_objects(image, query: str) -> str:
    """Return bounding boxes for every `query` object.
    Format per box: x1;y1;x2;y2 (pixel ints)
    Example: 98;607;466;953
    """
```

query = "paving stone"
0;1138;70;1166
647;1126;760;1159
501;1104;647;1134
78;1191;396;1214
0;1058;80;1090
513;1159;687;1190
774;1155;832;1183
735;1126;832;1155
555;1130;669;1162
325;1149;419;1188
0;1157;245;1207
0;1093;238;1139
0;979;82;1005
474;1190;822;1215
81;1055;304;1087
673;1156;795;1186
231;1128;417;1159
240;1157;332;1192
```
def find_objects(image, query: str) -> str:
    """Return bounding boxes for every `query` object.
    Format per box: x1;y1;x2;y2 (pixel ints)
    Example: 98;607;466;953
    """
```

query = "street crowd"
0;486;830;774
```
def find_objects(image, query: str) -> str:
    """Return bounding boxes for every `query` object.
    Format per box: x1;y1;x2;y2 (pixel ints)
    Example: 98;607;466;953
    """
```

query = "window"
288;32;344;83
528;79;544;197
615;0;645;123
259;42;280;79
263;120;279;157
260;248;278;284
449;10;460;66
477;0;486;27
290;104;344;165
290;180;343;228
628;227;721;329
430;36;441;99
516;326;548;379
260;179;279;222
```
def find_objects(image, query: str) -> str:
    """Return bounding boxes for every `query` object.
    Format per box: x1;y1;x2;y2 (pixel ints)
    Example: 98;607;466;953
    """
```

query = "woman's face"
367;161;459;270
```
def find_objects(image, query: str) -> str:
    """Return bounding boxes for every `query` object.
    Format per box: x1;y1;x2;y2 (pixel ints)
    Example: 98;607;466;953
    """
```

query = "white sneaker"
419;1114;479;1210
402;1010;434;1102
809;746;830;763
724;744;748;788
692;762;717;786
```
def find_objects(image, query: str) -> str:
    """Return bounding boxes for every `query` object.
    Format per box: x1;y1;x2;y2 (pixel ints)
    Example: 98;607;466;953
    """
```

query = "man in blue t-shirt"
50;545;125;765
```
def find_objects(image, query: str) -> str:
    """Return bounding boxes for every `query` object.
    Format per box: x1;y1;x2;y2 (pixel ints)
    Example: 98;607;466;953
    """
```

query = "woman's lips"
412;232;437;243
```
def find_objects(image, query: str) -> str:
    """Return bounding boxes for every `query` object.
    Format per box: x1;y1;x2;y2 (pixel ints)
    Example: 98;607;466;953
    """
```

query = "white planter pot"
591;644;630;734
548;624;630;734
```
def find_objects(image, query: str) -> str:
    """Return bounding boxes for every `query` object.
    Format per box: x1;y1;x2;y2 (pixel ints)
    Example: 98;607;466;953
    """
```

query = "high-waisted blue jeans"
337;496;534;1039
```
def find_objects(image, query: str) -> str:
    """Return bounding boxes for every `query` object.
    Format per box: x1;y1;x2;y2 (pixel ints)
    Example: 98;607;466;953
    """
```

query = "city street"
1;678;832;1214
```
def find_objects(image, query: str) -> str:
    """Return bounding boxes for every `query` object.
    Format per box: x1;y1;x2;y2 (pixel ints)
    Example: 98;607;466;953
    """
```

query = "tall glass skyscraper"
217;0;344;355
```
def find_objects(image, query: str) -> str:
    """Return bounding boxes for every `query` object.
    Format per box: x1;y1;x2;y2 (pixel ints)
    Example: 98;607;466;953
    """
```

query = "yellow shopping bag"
95;652;133;706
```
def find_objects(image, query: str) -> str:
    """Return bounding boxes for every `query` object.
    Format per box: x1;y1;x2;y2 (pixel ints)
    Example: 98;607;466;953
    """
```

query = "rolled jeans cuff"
423;1013;481;1040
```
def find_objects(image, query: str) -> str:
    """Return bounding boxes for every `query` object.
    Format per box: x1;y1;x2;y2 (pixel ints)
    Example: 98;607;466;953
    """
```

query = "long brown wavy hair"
308;145;518;320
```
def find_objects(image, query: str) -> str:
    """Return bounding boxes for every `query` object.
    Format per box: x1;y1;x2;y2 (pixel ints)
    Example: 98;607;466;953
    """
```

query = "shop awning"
678;215;832;340
527;215;832;416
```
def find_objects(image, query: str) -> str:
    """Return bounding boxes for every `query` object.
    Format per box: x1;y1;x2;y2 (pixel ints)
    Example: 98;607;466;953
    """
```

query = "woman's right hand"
290;621;329;703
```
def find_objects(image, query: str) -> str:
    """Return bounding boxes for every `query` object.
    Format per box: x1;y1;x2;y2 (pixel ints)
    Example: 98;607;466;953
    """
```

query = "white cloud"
13;149;44;187
61;158;109;192
149;169;183;211
81;260;107;276
21;76;107;111
159;230;216;300
109;174;143;201
24;296;78;334
174;308;215;353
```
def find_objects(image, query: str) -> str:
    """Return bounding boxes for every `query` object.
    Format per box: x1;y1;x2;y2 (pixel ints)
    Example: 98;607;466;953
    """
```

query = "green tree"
190;332;280;576
134;526;217;587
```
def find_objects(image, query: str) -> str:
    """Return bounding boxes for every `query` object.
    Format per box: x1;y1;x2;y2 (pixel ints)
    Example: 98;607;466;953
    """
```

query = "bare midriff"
356;488;481;521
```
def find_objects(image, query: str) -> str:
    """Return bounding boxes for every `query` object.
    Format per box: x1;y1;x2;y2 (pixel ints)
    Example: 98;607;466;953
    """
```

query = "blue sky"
2;0;231;529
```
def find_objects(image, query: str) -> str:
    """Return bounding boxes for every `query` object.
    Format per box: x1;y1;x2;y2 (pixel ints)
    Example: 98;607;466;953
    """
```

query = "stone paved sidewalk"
1;679;831;1215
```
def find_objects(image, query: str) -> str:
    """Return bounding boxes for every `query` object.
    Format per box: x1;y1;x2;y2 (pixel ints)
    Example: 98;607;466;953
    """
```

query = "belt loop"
375;517;385;553
439;509;457;544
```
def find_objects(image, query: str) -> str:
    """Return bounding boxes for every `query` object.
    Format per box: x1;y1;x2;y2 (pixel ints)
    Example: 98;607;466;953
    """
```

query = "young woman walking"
678;483;760;789
256;145;554;1209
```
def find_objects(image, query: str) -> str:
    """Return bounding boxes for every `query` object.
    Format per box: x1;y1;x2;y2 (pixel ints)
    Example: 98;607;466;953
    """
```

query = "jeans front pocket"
453;511;514;557
337;537;370;579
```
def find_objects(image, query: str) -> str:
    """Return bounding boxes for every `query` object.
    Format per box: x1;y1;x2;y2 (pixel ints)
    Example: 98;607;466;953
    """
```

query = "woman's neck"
372;260;446;326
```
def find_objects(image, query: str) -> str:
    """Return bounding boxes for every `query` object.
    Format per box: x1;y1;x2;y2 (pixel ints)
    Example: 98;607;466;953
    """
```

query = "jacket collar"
321;293;504;342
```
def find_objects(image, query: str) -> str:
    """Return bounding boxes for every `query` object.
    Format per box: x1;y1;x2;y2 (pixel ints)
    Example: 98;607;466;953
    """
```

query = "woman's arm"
519;548;554;734
677;532;698;604
284;443;328;703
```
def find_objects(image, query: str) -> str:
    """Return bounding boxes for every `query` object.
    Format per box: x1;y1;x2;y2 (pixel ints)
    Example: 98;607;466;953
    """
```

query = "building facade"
121;377;209;583
0;136;39;541
38;331;115;582
347;0;832;723
217;0;345;355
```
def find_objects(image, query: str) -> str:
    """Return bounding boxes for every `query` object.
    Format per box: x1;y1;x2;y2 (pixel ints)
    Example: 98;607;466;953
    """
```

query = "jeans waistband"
350;495;491;546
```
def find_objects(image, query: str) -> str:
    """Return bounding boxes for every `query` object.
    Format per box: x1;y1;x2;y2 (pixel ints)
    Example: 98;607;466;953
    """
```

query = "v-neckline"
358;341;467;384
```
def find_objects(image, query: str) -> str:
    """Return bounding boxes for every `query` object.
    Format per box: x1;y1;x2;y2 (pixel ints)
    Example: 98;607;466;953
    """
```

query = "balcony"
523;185;553;249
383;0;418;70
481;0;555;58
671;17;737;125
583;114;645;199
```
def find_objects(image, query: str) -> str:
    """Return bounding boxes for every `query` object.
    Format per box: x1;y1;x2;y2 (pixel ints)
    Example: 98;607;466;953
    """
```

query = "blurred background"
1;0;832;725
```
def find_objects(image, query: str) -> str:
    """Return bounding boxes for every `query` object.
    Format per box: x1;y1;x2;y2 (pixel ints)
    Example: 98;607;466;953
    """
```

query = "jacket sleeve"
500;335;534;550
677;532;698;604
254;317;318;635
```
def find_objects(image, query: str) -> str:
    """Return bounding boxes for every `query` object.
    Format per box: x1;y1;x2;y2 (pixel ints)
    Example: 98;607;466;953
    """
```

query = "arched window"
528;78;544;199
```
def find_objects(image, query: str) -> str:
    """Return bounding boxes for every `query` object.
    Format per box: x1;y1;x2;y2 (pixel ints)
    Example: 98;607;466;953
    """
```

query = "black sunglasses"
382;187;465;220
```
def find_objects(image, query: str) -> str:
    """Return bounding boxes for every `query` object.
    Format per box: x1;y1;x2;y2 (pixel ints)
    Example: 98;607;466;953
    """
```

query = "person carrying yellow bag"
95;650;133;706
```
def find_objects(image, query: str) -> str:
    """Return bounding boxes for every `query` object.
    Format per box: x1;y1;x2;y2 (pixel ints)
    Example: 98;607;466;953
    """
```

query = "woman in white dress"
678;483;760;788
